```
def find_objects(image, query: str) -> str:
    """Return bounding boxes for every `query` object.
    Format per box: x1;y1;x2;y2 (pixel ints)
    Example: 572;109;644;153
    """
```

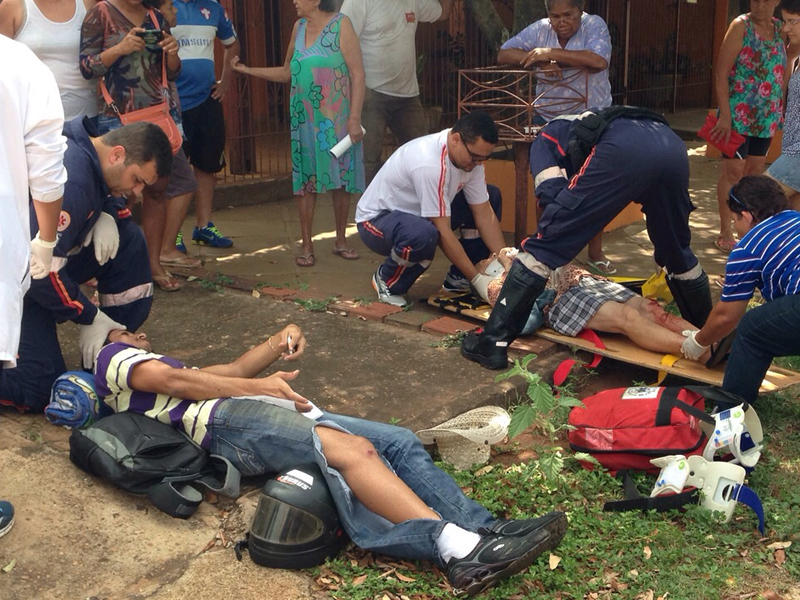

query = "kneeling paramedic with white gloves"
0;119;173;412
356;111;505;307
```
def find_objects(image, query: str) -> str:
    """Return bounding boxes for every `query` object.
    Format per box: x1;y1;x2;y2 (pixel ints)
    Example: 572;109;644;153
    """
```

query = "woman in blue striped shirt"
683;175;800;406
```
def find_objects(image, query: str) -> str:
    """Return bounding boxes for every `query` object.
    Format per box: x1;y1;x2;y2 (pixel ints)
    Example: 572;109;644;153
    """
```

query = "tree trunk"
464;0;506;55
465;0;548;56
512;0;546;37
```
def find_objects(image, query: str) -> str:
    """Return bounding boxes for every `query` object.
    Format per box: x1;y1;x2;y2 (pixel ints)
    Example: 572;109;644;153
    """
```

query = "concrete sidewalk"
0;140;734;600
180;141;730;306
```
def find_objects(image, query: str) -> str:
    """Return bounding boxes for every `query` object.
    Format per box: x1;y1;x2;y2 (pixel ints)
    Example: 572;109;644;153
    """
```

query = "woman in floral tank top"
711;0;786;253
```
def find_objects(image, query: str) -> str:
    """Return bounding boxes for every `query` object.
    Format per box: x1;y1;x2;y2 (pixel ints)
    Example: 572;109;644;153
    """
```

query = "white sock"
436;523;481;564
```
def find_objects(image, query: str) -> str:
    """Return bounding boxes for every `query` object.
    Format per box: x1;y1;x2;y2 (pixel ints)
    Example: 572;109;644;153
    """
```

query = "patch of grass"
292;296;337;312
430;330;468;348
353;295;374;306
315;369;800;600
774;354;800;371
255;281;292;290
198;273;233;294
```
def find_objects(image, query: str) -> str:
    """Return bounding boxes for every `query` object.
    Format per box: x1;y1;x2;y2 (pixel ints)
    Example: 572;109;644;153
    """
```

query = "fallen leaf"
351;574;367;586
251;289;261;298
396;572;416;582
635;591;654;600
549;553;562;570
760;591;784;600
767;541;792;550
775;549;786;566
2;559;15;573
475;465;494;476
186;276;197;281
629;569;639;577
643;546;652;560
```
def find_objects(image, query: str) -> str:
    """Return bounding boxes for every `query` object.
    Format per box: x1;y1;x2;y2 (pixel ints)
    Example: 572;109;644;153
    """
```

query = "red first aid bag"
567;386;740;473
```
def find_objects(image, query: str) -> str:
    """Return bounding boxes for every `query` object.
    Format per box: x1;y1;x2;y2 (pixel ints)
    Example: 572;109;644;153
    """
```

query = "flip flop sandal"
332;247;360;260
160;254;202;268
586;259;618;275
153;274;181;292
296;252;315;267
706;329;737;367
714;238;736;253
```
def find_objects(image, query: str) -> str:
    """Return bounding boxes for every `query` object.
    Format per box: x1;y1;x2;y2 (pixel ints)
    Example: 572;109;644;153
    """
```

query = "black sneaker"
479;511;567;538
447;512;567;597
0;501;15;539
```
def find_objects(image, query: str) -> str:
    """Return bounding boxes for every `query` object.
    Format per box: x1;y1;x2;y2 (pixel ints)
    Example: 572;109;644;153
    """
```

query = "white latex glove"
470;272;493;302
30;233;57;279
681;330;709;361
79;311;126;369
83;212;119;265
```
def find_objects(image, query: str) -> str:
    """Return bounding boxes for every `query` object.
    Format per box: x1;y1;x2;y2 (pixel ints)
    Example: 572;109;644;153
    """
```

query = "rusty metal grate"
458;66;589;142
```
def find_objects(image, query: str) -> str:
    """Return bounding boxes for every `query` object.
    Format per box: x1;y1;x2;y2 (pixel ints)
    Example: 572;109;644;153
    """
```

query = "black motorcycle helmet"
236;463;348;569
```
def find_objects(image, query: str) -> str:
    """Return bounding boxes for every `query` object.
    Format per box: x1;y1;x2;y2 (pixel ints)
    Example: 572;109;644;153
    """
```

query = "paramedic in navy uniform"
0;120;173;412
461;109;713;369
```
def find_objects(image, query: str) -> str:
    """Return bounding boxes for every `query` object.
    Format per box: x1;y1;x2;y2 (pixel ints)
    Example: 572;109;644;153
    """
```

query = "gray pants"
362;89;428;184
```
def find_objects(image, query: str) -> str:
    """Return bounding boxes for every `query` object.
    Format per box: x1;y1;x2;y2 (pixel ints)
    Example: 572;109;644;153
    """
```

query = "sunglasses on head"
728;190;749;212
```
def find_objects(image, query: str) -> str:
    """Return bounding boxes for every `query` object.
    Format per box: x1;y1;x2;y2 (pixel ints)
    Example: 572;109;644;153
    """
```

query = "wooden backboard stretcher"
427;291;800;393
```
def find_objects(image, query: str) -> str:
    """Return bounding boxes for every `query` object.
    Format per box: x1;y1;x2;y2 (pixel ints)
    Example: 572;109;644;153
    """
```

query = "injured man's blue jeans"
206;398;497;567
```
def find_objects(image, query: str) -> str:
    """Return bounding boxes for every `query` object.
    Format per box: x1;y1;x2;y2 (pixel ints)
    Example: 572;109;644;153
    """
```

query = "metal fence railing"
214;0;714;185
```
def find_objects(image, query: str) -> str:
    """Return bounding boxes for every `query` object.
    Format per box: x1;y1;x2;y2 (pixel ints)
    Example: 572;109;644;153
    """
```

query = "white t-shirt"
0;36;67;367
355;129;490;223
340;0;441;97
15;0;98;120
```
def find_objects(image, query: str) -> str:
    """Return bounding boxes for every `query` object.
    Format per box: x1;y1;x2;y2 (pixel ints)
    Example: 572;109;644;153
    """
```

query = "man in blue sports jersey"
684;176;800;405
166;0;240;251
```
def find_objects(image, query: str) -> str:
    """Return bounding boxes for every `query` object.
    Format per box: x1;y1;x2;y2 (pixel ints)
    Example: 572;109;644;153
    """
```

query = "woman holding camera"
80;0;198;292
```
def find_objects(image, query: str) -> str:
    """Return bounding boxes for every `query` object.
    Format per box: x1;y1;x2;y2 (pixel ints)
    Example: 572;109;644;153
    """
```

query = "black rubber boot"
461;261;548;369
666;270;713;328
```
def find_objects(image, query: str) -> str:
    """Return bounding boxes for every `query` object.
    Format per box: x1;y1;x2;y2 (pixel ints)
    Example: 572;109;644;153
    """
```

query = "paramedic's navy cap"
46;371;106;429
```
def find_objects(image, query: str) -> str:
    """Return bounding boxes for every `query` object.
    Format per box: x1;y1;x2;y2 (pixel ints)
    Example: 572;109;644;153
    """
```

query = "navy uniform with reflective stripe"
0;117;152;411
523;116;699;276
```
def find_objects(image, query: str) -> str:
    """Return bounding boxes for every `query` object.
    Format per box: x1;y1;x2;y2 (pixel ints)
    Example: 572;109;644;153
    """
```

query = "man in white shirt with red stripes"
356;111;504;307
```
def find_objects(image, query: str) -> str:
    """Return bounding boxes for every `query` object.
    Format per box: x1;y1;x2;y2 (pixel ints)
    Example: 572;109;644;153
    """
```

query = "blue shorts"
767;153;800;192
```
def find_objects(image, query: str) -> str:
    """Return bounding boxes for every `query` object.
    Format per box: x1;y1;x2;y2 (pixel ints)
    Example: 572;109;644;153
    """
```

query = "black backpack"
69;411;240;519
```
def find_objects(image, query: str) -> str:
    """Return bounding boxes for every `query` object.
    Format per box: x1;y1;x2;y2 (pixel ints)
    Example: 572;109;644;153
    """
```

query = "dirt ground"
0;139;782;600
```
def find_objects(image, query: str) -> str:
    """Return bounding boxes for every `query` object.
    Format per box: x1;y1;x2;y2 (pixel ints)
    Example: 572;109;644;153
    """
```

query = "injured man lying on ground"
479;249;714;364
92;324;567;598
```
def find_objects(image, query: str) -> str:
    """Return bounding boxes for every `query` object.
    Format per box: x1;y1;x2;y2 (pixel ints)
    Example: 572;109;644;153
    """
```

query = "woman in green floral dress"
231;0;365;267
